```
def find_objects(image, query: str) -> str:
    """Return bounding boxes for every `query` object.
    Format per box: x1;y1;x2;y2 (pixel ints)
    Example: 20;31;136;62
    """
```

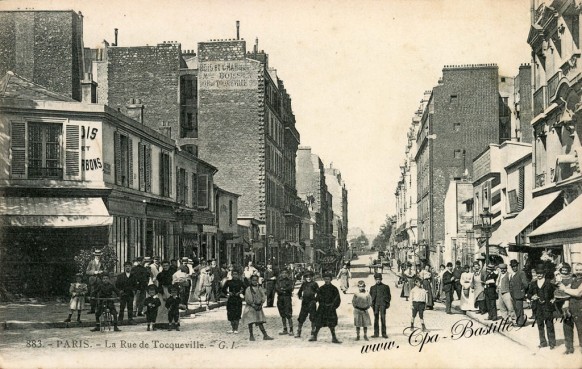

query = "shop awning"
0;197;112;228
488;191;562;246
528;195;582;247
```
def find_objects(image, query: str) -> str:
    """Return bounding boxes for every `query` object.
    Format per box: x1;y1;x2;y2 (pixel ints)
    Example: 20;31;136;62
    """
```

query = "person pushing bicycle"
91;272;121;332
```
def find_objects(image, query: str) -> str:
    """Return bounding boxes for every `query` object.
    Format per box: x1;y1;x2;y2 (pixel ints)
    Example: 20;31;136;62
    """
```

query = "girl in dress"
336;264;351;294
400;264;415;301
241;274;274;341
64;273;88;323
352;280;372;341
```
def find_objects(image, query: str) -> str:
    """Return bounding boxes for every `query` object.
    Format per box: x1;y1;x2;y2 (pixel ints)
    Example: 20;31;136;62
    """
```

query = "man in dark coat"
116;261;138;325
528;265;556;349
132;256;151;317
263;264;277;307
452;260;463;300
508;259;529;326
209;259;222;302
484;263;500;321
559;262;582;355
442;262;455;314
296;271;319;338
370;273;391;338
309;271;341;343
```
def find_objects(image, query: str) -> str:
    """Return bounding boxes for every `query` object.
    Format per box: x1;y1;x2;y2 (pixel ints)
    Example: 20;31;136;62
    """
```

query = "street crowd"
61;249;582;354
393;256;582;355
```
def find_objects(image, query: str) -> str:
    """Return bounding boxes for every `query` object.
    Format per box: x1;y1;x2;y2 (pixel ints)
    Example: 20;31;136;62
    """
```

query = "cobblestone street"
1;254;579;369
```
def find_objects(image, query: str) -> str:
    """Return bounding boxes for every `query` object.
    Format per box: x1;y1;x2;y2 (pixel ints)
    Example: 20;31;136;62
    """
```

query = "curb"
1;300;227;331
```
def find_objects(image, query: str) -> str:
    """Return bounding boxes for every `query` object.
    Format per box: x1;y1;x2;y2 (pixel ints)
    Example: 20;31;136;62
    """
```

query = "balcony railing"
28;167;63;179
533;86;547;116
535;172;546;188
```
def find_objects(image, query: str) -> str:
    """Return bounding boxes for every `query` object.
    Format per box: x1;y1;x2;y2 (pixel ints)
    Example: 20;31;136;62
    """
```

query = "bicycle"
94;297;118;332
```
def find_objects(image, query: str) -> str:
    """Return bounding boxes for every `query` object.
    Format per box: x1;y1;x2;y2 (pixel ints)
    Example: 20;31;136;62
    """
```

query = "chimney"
113;28;118;46
236;21;240;40
254;37;258;55
81;73;97;103
125;98;144;124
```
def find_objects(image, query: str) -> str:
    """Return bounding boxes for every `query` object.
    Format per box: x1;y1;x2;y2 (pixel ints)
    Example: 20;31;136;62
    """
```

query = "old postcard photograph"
0;0;581;368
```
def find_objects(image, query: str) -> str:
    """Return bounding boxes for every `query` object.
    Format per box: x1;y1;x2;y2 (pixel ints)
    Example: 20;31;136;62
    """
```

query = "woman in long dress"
419;265;434;309
400;264;415;301
459;265;476;312
336;264;351;294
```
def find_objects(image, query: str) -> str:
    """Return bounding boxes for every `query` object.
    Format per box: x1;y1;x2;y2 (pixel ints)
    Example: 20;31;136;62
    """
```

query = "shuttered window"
114;132;133;187
191;173;198;208
160;152;171;197
138;142;152;192
65;124;79;178
198;174;208;209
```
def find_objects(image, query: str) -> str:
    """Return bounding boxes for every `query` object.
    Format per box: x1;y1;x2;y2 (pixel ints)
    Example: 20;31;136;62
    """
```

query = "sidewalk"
0;298;226;331
386;269;574;357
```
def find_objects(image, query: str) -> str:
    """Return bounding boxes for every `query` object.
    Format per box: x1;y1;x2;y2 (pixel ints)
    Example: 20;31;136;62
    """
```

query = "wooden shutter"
198;174;208;209
114;131;121;185
169;156;173;197
176;166;180;202
65;124;80;178
191;173;198;207
518;166;525;212
145;145;151;192
10;121;27;178
159;151;164;196
138;143;145;191
127;137;133;187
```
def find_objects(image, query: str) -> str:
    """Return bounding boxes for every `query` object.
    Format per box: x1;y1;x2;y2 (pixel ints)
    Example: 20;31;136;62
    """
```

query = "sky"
0;0;533;235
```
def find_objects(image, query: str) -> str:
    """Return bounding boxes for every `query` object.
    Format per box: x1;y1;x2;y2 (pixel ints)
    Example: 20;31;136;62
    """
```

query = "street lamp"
266;235;274;267
480;207;493;264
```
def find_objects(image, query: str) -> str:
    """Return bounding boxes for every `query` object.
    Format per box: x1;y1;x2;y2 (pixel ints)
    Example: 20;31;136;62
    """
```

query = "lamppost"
466;229;474;266
480;207;493;264
265;235;274;267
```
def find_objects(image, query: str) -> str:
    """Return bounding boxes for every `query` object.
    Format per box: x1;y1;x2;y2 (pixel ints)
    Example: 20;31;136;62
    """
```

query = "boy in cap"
166;286;183;331
64;273;88;323
90;272;121;332
410;278;427;331
144;284;161;331
296;270;319;338
276;269;295;336
310;271;341;343
370;273;391;338
352;280;372;340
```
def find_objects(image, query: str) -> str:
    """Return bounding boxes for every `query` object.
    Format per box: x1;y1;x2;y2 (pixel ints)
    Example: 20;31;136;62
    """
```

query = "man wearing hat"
559;262;582;355
116;261;138;325
508;259;529;326
495;263;516;322
132;256;151;317
442;262;455;314
528;264;556;349
369;272;391;338
310;271;341;343
263;264;277;307
85;249;104;314
484;263;500;321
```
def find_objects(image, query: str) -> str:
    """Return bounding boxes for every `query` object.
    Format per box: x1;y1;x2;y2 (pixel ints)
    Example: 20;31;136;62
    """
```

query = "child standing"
198;267;213;307
554;263;573;319
295;271;319;338
64;273;88;323
410;278;428;331
275;269;294;336
166;286;182;331
352;280;372;341
144;285;161;331
241;275;274;341
222;270;245;334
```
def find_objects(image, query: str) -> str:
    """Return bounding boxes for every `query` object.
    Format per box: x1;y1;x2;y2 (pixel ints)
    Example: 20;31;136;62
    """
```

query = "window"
501;77;506;83
518;166;525;211
508;190;519;213
197;174;209;209
114;132;133;187
138;142;152;192
159;152;171;197
454;149;463;159
453;123;461;132
450;94;458;103
176;167;187;205
11;122;81;180
28;123;63;178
